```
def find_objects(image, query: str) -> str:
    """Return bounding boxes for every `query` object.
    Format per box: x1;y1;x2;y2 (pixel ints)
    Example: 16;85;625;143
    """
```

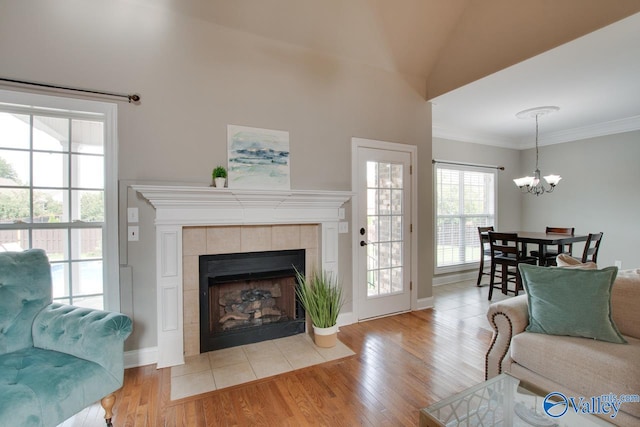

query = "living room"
1;1;640;426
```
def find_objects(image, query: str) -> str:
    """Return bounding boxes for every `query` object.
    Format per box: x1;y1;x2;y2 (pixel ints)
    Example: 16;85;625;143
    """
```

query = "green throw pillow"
518;264;626;344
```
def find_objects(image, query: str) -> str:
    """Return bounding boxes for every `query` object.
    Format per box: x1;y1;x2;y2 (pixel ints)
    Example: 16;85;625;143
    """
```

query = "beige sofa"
485;268;640;426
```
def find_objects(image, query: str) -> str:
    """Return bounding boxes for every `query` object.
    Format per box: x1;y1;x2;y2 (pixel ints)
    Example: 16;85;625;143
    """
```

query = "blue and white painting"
227;125;290;190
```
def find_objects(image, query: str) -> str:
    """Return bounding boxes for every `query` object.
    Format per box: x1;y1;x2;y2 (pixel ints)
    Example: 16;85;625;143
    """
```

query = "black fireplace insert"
199;249;306;352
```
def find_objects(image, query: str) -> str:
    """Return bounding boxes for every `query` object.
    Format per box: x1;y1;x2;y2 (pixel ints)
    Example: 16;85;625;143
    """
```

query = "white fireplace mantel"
132;184;353;368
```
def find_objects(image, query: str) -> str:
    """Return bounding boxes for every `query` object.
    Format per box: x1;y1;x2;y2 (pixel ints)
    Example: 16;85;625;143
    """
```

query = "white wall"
519;131;640;269
0;1;432;352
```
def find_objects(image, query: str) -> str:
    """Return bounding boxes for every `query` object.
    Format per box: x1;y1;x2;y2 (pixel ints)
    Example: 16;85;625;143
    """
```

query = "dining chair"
581;232;604;263
488;232;538;300
476;226;494;287
530;226;575;266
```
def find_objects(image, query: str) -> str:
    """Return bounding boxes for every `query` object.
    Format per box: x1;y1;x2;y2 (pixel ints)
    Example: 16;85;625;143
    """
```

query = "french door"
355;143;412;320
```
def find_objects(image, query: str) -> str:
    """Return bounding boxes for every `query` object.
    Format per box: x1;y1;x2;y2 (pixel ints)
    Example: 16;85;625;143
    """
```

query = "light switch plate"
338;222;349;233
127;207;139;223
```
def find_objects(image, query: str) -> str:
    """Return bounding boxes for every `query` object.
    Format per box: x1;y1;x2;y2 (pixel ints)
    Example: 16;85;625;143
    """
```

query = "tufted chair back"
0;249;52;355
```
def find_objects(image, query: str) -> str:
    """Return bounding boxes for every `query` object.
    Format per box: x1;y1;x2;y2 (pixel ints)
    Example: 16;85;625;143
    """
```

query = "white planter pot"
214;177;226;188
312;324;338;348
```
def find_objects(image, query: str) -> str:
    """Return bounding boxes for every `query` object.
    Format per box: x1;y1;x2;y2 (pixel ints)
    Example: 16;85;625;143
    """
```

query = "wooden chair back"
488;232;520;259
546;226;575;235
546;226;575;255
582;232;604;263
477;226;494;253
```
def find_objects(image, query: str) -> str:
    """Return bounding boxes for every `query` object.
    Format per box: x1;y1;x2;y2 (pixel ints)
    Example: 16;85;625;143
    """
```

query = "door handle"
360;240;368;246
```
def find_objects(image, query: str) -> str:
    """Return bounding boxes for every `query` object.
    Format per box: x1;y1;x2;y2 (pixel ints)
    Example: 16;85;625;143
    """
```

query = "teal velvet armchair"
0;249;133;427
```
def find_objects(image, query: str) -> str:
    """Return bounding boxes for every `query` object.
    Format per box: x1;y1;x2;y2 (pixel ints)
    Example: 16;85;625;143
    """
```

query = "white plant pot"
214;177;226;188
312;324;338;348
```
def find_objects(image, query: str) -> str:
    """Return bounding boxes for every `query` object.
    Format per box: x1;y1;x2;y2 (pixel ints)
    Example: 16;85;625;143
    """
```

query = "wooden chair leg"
488;262;496;300
500;265;508;295
101;393;116;427
476;255;484;287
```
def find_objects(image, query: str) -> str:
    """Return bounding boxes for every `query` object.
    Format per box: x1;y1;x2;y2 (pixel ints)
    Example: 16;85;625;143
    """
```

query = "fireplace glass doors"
199;249;306;352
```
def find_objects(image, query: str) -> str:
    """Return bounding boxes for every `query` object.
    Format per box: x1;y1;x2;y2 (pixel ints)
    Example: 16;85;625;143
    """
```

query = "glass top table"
420;374;612;427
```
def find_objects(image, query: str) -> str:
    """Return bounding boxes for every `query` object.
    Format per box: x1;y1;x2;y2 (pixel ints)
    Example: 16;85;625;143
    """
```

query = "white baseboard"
337;311;355;327
432;270;477;287
416;296;434;310
124;347;158;369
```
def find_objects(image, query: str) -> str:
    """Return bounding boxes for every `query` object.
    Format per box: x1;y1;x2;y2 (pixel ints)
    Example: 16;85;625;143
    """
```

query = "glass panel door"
357;146;411;320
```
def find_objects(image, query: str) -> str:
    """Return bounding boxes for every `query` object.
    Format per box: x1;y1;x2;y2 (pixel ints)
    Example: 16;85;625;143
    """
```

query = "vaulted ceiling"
151;0;640;98
143;0;640;146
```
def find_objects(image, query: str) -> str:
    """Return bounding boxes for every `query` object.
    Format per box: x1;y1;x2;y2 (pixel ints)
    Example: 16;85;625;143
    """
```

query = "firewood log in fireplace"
218;285;285;330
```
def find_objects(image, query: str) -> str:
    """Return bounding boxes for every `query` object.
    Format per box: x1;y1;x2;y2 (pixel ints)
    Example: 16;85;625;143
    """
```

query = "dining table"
482;231;589;266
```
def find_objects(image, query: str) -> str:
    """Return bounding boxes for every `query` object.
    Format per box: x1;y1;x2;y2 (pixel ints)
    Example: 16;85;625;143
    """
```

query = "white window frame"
0;89;120;310
434;162;497;274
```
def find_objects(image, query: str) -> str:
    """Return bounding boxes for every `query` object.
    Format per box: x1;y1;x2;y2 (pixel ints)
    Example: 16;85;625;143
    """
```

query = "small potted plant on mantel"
212;165;227;188
295;268;345;348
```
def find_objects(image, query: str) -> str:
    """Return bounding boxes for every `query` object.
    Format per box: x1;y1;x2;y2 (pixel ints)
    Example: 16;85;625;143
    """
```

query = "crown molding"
432;125;515;149
520;114;640;149
435;115;640;150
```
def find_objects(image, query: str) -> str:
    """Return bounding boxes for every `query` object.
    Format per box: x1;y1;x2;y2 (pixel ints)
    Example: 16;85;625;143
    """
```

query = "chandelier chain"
513;106;561;196
535;114;539;170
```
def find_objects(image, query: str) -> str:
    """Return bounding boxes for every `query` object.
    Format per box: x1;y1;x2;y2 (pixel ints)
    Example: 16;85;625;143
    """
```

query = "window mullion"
435;165;496;270
0;90;114;310
459;170;466;264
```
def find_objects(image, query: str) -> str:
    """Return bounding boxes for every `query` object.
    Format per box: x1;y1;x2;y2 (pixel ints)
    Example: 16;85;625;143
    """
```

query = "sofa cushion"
556;253;597;269
0;347;122;427
0;250;52;355
611;269;640;339
511;332;640;418
519;264;626;343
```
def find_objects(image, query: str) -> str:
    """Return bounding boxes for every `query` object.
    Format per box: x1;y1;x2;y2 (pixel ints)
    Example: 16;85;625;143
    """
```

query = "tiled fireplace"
133;185;352;368
183;225;317;356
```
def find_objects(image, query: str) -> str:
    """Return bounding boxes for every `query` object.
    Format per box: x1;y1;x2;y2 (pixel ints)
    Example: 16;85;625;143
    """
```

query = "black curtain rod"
432;159;505;171
0;77;141;103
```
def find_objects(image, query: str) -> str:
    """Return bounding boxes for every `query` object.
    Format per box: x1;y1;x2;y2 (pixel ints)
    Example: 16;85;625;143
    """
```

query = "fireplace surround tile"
300;224;318;248
183;227;206;255
183;289;199;326
182;255;198;292
240;226;272;252
183;224;320;357
206;226;241;254
184;324;199;357
272;224;301;250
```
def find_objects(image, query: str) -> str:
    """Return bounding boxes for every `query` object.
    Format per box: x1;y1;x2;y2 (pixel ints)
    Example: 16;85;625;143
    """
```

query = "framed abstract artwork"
227;125;290;190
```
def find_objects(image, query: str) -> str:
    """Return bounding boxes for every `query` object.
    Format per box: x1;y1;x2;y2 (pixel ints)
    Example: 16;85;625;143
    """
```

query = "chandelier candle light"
513;106;562;196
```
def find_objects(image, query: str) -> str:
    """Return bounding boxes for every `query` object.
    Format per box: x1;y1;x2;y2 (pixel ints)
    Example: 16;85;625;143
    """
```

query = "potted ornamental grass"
295;268;345;348
212;165;227;188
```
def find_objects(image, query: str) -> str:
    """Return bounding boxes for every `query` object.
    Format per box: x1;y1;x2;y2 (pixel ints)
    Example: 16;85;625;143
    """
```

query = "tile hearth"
170;333;355;401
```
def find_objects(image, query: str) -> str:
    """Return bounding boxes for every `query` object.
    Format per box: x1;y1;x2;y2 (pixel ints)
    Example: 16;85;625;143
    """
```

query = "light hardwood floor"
61;279;509;427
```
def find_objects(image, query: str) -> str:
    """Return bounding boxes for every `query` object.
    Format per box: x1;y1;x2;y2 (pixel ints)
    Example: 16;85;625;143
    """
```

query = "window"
0;89;118;310
435;164;496;270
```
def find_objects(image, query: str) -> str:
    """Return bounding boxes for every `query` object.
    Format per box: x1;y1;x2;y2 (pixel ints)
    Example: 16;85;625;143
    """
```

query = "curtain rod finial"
128;94;141;103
